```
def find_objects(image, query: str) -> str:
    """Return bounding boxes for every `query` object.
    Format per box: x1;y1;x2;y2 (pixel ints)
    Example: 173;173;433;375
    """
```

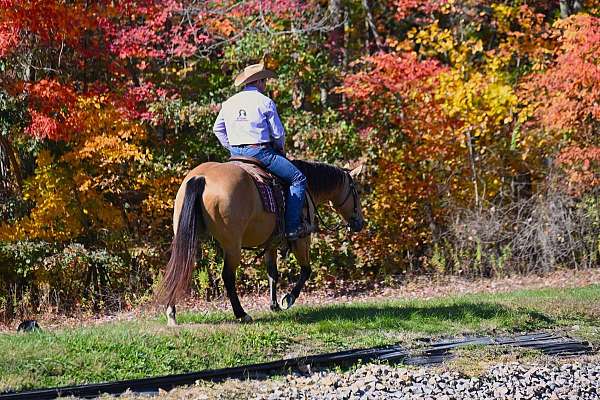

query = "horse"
157;159;365;325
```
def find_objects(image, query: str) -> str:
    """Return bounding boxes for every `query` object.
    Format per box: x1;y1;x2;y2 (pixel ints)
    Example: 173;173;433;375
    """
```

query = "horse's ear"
349;164;364;179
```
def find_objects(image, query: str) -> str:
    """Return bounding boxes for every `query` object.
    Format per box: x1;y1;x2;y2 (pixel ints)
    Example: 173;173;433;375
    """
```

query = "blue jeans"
230;146;307;234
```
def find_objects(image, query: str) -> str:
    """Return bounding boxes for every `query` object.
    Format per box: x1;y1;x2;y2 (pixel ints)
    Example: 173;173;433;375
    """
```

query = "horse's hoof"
270;303;282;312
280;293;296;310
239;314;253;323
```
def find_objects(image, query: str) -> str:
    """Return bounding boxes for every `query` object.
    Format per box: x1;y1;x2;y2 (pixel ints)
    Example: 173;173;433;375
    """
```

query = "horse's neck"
310;180;347;206
297;161;348;206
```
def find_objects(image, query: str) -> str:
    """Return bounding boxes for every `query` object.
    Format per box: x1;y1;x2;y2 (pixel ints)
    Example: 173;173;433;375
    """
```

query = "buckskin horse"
157;159;365;325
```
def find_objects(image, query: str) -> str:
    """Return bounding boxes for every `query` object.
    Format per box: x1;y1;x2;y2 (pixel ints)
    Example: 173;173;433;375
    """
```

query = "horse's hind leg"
222;247;252;322
265;249;281;312
281;238;312;310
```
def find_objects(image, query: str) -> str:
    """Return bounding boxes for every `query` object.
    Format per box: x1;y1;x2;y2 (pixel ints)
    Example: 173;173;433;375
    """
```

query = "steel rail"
0;332;591;400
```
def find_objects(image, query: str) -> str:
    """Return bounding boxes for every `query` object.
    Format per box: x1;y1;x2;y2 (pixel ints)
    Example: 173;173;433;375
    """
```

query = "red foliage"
0;22;19;57
107;0;204;60
24;80;78;141
395;0;449;20
340;52;445;130
340;52;462;262
120;81;175;122
556;146;600;196
107;0;308;61
0;0;102;57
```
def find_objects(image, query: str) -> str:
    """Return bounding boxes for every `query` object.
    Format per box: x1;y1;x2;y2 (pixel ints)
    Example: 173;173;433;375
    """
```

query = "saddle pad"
229;161;282;216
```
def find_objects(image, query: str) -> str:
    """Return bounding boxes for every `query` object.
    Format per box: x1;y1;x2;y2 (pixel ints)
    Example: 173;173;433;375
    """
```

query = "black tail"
157;176;206;306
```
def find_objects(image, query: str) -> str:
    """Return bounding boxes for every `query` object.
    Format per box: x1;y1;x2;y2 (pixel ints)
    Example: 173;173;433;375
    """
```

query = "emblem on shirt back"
237;109;247;121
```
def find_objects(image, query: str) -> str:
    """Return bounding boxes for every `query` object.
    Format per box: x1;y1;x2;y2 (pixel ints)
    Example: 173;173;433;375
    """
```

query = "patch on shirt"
236;109;248;121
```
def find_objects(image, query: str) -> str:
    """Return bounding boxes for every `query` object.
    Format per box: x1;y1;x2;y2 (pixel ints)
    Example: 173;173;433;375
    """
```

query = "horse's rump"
174;162;277;249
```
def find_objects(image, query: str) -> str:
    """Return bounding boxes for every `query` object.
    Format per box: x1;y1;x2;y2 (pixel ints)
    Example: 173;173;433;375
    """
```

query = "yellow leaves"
176;65;194;78
1;95;148;242
2;161;84;241
437;65;517;137
408;22;455;59
386;38;413;52
491;4;515;33
64;97;147;166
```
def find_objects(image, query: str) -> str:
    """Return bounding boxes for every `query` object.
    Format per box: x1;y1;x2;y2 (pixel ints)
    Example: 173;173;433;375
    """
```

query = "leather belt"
233;142;273;148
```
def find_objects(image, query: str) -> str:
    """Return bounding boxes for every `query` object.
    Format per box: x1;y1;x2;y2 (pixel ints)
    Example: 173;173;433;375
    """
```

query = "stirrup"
285;225;310;241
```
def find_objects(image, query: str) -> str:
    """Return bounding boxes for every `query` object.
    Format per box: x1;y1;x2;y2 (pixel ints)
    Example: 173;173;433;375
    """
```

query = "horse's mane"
291;160;347;197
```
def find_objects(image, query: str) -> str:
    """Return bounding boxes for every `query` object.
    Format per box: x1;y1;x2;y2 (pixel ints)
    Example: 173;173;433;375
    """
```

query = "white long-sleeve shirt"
213;86;286;150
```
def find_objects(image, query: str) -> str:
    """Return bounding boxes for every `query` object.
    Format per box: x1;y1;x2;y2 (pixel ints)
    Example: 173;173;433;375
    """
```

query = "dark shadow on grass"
258;302;555;332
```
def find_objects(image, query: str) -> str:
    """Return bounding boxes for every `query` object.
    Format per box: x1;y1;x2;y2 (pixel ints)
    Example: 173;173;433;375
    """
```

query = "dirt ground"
2;267;599;332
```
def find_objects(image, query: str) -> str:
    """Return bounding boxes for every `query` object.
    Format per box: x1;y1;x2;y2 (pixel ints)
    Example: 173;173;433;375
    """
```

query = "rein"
311;171;360;233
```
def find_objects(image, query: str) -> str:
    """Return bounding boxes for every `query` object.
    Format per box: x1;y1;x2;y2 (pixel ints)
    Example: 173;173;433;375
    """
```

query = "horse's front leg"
265;248;281;312
281;237;312;310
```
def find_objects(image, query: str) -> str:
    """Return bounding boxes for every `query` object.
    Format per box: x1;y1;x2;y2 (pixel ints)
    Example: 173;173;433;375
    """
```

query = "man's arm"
212;106;231;150
265;100;286;153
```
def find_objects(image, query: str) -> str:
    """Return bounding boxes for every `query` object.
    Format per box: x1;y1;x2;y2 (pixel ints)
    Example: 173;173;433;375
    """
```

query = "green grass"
1;285;599;392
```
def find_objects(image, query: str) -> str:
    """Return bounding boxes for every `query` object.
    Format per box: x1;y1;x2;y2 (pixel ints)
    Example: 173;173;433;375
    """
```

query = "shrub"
437;185;600;277
0;241;162;320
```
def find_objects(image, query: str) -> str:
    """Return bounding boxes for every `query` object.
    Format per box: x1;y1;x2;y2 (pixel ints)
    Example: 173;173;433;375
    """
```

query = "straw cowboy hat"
234;63;277;87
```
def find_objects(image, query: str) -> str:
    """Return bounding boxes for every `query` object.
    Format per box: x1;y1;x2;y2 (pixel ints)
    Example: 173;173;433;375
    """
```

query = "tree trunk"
465;131;480;208
0;139;9;194
0;135;23;193
328;0;344;66
361;0;382;54
560;0;584;18
560;0;571;18
322;0;346;107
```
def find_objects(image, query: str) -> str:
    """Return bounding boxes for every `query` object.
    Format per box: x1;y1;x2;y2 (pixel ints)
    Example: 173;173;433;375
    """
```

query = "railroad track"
1;332;592;400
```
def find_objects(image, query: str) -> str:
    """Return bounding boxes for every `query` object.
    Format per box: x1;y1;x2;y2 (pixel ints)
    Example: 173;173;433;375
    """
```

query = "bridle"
310;170;362;233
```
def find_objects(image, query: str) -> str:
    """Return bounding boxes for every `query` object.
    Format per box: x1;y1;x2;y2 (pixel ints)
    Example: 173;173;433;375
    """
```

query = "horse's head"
332;164;365;233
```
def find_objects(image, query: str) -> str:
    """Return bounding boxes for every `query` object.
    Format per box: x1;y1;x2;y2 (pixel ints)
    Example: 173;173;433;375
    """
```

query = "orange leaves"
520;15;600;139
492;3;554;67
210;18;236;38
342;52;443;99
26;79;77;120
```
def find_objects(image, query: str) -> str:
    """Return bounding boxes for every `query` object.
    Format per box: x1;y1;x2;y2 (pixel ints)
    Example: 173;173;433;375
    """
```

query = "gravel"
119;359;600;399
241;362;600;400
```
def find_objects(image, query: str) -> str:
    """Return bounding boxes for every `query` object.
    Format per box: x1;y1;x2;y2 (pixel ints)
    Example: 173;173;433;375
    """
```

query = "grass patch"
1;284;599;392
441;345;545;377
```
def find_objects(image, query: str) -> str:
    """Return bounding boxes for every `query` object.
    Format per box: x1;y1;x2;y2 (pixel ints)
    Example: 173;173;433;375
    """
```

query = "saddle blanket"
229;160;284;217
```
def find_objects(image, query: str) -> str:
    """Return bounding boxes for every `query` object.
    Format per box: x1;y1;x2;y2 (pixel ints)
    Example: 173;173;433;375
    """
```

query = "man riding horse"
212;63;308;241
158;63;365;325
